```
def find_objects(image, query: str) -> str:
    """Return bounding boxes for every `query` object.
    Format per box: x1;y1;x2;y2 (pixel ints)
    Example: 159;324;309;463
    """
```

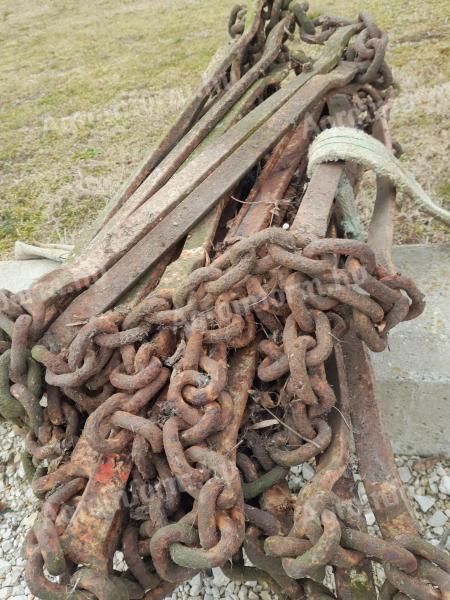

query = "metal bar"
230;104;323;237
340;109;419;540
44;62;359;348
343;330;419;539
117;70;290;308
329;346;377;600
289;95;378;597
93;18;292;241
84;0;269;239
291;93;361;239
25;25;361;320
292;162;344;239
368;113;397;274
153;198;225;299
61;453;132;572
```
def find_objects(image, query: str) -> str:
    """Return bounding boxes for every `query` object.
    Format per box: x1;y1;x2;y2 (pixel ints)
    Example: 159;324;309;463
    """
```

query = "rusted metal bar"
229;104;323;237
343;111;421;543
85;0;270;238
61;453;132;571
94;17;293;239
343;331;419;539
368;109;397;273
44;62;359;348
292;93;360;239
152;199;226;300
119;68;290;308
293;162;344;239
328;347;377;599
23;24;361;326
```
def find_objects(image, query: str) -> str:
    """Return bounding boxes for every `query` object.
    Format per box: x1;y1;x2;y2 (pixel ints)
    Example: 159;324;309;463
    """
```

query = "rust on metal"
61;453;132;571
1;6;446;600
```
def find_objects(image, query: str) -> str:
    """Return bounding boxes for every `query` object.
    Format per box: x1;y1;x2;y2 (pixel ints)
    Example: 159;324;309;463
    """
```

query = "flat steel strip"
343;330;419;539
232;107;322;237
368;115;396;274
45;62;358;347
292;162;344;238
85;0;269;238
25;25;361;319
89;25;361;259
61;453;132;572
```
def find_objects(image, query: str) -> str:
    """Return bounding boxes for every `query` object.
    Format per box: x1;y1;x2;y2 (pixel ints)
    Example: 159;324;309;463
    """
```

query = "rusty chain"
0;2;447;599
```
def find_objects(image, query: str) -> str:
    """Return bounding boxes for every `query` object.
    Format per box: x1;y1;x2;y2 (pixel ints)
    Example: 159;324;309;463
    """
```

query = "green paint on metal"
336;174;365;241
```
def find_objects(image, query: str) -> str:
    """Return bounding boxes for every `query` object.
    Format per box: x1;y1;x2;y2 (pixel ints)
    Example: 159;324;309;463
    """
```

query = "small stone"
364;511;376;526
398;466;412;483
5;566;22;586
288;475;302;491
189;574;202;596
302;463;315;481
414;495;435;513
212;567;230;587
439;475;450;496
357;481;368;504
248;592;258;600
204;595;213;600
238;588;248;600
260;592;271;600
16;463;25;480
427;511;448;528
25;488;36;501
0;558;10;575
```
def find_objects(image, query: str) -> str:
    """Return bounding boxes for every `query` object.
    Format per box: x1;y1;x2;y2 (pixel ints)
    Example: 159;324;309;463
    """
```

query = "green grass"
0;0;449;255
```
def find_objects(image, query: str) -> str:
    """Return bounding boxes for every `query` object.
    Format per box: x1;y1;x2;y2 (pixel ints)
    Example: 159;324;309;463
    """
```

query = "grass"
0;0;449;256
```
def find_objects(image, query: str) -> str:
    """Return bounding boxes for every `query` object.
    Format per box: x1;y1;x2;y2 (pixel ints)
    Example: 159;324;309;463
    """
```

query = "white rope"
307;127;450;226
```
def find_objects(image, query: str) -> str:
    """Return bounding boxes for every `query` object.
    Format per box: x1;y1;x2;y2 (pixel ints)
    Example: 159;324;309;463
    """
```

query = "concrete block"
0;259;58;293
371;245;450;457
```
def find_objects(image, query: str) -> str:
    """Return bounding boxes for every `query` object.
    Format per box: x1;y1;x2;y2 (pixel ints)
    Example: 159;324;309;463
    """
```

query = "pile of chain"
0;2;449;599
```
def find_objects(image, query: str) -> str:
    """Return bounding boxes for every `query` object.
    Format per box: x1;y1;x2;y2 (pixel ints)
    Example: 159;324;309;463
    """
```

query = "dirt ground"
0;0;449;256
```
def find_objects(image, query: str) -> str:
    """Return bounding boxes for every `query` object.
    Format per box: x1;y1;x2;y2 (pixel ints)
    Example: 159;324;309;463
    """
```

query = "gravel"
0;423;449;599
415;494;436;513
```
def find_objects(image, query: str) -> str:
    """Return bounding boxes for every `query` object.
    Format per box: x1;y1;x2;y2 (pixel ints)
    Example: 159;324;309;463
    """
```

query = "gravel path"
0;422;449;599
